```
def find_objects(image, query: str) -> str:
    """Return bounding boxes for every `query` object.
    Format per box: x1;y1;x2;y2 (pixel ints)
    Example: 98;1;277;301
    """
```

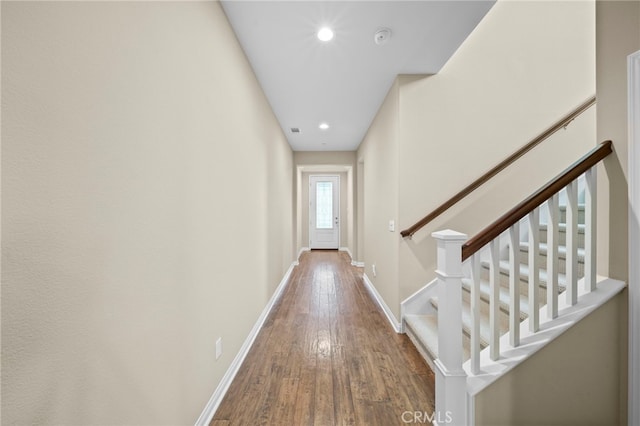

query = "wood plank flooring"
211;250;435;426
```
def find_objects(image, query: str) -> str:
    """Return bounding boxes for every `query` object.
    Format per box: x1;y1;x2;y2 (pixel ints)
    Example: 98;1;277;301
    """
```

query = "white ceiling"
221;1;495;152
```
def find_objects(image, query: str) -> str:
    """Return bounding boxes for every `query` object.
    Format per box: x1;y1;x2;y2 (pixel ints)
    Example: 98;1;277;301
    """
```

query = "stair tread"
558;204;586;211
558;203;586;212
481;259;568;289
519;241;586;262
539;223;586;233
461;278;530;320
430;297;509;349
404;314;440;360
405;313;472;361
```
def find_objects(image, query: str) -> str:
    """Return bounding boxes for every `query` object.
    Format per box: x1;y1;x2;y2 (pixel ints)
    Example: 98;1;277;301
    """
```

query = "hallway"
211;251;435;425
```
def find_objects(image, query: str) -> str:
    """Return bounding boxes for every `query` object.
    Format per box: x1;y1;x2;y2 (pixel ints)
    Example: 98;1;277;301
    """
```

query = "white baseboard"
297;247;310;262
195;261;297;426
362;273;401;333
339;246;352;260
339;247;364;266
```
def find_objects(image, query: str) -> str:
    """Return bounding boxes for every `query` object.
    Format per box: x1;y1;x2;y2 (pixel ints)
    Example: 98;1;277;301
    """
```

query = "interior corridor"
211;250;435;425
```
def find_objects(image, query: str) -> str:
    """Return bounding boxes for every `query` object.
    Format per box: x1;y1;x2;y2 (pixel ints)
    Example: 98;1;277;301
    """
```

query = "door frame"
628;49;640;426
309;174;340;249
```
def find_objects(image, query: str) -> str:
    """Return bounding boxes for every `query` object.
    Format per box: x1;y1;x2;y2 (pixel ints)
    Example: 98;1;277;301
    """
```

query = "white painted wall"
1;2;293;424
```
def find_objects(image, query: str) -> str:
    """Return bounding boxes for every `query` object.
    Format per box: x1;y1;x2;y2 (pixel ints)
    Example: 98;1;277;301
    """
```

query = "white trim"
402;277;439;307
195;261;297;426
338;247;364;267
628;49;640;426
339;246;353;260
400;278;439;333
362;273;401;333
466;393;475;426
309;174;341;249
297;246;310;262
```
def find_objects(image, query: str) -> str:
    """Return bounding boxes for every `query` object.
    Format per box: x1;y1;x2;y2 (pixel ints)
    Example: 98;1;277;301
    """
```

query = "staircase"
399;141;626;426
403;198;585;367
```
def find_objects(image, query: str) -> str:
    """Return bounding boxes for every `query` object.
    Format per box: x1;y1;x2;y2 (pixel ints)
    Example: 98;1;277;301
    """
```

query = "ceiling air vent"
290;127;301;133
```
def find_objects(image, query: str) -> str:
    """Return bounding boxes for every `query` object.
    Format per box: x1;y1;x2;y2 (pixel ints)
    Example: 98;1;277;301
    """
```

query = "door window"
316;181;333;229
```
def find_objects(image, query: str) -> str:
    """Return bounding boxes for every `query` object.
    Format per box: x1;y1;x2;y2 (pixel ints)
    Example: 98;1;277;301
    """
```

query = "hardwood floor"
211;250;435;426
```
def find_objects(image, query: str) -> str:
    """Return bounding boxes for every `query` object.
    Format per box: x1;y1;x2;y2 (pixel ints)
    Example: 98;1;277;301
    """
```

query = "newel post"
432;230;468;426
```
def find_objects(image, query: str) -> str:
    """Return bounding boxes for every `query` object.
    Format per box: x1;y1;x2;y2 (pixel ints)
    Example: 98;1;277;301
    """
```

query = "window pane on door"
316;182;333;229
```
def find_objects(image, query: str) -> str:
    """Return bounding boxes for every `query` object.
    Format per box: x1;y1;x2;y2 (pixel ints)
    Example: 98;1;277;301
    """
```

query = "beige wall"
474;293;625;426
596;0;640;281
357;79;401;319
1;2;293;425
357;1;596;319
398;0;596;302
595;1;640;422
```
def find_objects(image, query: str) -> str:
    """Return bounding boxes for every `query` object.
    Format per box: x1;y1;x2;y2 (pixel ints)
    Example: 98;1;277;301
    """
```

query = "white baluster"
566;180;578;306
509;223;520;347
546;193;559;319
489;239;500;361
528;208;540;332
585;167;597;291
432;230;468;426
470;253;481;375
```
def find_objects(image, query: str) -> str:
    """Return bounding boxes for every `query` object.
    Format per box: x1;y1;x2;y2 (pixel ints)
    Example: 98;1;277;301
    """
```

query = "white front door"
309;175;339;249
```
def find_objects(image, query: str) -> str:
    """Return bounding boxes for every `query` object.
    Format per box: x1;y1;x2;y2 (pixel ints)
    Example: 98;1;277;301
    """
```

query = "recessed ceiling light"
319;122;330;130
317;27;334;42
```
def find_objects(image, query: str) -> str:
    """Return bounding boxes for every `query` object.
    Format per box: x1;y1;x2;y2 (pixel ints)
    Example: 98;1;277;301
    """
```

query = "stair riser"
430;295;506;353
519;248;585;276
462;283;544;319
559;208;585;224
538;226;585;247
479;266;564;302
461;289;511;339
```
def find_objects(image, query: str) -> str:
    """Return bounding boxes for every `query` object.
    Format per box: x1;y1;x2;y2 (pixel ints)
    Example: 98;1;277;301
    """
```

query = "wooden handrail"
400;96;596;238
461;140;612;261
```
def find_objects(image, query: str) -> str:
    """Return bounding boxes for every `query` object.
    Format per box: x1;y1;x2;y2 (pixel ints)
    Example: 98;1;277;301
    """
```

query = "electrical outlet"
216;338;223;360
389;220;395;232
372;264;377;277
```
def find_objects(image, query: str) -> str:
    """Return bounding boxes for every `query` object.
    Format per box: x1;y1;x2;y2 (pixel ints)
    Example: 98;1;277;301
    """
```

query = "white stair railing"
432;141;612;425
